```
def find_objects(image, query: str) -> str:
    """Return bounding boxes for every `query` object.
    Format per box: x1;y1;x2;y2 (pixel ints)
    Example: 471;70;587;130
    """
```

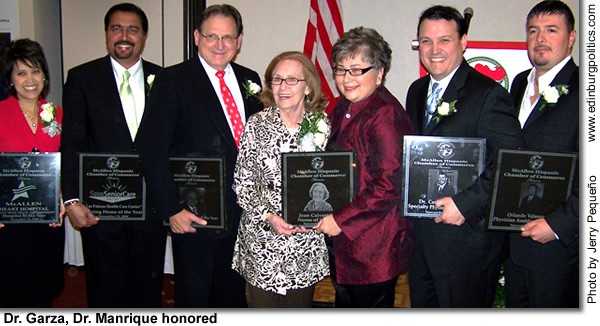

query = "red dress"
0;95;64;307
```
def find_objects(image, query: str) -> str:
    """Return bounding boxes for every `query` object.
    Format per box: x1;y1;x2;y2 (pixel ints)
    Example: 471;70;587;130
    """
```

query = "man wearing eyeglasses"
137;4;262;307
405;5;522;307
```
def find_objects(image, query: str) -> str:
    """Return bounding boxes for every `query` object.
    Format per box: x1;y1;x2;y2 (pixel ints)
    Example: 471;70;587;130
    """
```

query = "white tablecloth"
63;222;175;274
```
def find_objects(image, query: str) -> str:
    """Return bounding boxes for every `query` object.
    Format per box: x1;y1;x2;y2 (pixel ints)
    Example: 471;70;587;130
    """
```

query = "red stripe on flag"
303;0;343;114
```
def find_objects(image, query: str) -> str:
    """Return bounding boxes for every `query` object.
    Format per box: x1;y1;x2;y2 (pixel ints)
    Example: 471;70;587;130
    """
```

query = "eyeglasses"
333;66;373;76
199;32;238;44
270;77;306;86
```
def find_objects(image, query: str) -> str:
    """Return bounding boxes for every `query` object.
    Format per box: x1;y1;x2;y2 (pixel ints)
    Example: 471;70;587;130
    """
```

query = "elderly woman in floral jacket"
232;51;330;308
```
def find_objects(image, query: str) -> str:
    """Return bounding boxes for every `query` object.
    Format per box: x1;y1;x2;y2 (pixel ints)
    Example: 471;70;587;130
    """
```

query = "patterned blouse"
232;106;330;295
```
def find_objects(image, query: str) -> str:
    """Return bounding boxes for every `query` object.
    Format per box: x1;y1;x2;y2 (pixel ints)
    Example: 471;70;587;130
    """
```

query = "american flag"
303;0;344;114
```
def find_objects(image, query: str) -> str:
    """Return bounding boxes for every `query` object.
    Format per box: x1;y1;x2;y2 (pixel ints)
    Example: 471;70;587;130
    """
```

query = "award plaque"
402;135;485;218
169;157;225;229
0;153;60;224
485;149;577;231
282;151;354;228
79;153;145;221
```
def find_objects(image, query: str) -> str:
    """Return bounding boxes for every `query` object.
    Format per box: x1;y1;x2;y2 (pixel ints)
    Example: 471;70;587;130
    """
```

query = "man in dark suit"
506;0;579;308
136;4;262;307
518;183;544;214
405;5;522;307
431;172;456;200
61;3;166;307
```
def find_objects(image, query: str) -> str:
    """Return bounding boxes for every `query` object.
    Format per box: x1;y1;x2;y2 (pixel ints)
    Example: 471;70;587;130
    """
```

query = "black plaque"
402;136;485;218
0;153;60;224
485;149;577;231
169;157;225;229
79;153;145;221
282;151;354;228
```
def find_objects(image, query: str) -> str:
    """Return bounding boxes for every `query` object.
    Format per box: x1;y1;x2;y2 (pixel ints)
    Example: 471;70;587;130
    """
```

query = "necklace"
21;106;38;128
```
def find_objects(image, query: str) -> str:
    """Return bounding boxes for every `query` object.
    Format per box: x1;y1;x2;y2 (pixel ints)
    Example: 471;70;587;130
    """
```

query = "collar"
429;65;460;93
111;56;142;76
526;56;572;94
198;54;233;76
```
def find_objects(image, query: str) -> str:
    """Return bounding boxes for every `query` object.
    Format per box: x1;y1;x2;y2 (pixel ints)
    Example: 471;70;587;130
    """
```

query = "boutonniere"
146;74;155;94
40;102;61;137
539;84;568;111
242;79;261;99
297;110;330;152
432;98;458;124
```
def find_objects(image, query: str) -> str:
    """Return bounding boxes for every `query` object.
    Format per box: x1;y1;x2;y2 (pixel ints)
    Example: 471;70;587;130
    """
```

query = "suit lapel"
424;61;468;134
98;56;134;142
192;58;238;151
523;59;577;130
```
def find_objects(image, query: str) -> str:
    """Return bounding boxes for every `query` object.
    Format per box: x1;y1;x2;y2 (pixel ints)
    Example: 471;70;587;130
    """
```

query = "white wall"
50;0;580;107
212;0;580;106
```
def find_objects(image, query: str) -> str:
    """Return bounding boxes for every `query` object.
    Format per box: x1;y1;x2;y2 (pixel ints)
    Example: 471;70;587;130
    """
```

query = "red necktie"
216;70;243;148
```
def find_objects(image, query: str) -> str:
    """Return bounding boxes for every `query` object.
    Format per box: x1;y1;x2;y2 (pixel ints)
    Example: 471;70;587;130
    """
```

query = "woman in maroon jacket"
314;27;414;307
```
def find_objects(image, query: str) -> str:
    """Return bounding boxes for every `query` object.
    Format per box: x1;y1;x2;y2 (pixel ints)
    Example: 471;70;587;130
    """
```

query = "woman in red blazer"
0;39;64;307
314;27;414;307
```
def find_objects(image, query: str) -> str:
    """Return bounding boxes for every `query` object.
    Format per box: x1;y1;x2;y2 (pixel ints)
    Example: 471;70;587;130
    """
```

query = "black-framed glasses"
199;32;238;43
270;77;306;86
333;66;373;76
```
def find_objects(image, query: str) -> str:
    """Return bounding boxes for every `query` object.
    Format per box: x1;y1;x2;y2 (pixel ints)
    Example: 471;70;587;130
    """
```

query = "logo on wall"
467;56;509;89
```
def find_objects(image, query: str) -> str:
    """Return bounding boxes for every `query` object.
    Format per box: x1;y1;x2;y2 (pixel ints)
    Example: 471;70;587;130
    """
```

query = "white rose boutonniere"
539;84;568;111
146;74;155;95
40;102;61;137
297;110;330;152
243;80;261;99
432;99;458;124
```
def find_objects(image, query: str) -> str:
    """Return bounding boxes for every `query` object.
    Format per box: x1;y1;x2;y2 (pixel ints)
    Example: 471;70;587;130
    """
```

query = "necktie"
119;70;137;139
216;70;243;148
425;82;441;127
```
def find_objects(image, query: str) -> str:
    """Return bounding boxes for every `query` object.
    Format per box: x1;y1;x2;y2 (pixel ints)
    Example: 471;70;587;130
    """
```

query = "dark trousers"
408;244;501;308
80;221;168;308
331;275;398;308
504;259;578;308
245;283;315;308
171;232;246;308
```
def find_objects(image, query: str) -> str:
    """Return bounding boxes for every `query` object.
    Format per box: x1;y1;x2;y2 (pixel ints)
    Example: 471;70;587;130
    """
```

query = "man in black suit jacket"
61;3;166;308
137;4;263;307
431;172;456;200
518;184;544;214
405;5;522;307
506;0;579;308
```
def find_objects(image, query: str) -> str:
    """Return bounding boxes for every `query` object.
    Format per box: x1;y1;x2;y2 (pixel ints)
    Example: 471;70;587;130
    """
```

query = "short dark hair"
2;38;50;99
527;0;575;32
417;5;467;38
104;2;149;34
331;26;392;84
197;4;243;36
